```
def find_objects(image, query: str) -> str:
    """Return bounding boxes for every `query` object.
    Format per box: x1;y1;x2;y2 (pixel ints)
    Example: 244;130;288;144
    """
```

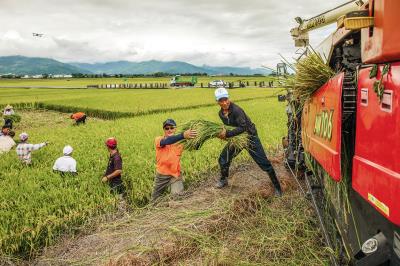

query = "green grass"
0;95;286;258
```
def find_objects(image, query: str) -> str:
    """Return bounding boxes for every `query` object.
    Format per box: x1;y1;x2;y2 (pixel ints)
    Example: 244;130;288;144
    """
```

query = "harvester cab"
287;0;400;265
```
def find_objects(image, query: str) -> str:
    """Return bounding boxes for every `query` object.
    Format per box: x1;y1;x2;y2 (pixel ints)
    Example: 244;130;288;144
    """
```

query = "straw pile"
179;120;249;151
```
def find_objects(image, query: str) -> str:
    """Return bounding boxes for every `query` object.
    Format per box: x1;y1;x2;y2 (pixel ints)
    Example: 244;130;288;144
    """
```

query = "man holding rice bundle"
214;88;283;196
152;119;197;201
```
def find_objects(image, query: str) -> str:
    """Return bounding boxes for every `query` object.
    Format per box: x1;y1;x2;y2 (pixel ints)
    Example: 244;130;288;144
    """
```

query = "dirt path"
33;158;327;266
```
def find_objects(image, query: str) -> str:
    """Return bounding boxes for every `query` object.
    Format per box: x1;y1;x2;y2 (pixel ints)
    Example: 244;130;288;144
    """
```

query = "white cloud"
0;0;346;67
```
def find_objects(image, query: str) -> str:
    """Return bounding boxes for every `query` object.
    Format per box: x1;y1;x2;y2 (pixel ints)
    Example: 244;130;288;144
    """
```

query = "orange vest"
155;136;184;178
72;112;85;120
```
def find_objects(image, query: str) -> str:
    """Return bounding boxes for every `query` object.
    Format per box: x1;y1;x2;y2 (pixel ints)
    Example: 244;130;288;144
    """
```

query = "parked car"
208;80;227;87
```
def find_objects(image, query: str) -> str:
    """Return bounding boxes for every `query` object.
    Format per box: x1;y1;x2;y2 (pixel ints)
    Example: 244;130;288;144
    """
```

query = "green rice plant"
0;93;286;259
179;120;249;151
0;88;279;112
0;76;276;88
2;114;21;123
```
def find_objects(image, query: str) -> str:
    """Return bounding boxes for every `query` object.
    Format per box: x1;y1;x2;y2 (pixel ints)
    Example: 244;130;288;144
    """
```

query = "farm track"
30;157;329;266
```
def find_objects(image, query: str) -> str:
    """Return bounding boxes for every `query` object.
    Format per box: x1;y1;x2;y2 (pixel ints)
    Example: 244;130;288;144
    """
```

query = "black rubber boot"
216;178;228;189
268;170;283;197
216;167;229;189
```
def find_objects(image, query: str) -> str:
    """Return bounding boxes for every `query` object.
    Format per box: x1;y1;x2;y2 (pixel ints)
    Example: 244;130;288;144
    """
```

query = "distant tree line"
0;72;276;79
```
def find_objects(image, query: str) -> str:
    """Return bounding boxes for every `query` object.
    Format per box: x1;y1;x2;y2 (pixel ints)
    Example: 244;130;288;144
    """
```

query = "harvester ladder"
342;72;357;121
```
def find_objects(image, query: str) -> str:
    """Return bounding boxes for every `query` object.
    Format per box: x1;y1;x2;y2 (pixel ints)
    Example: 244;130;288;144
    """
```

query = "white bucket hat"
63;145;73;155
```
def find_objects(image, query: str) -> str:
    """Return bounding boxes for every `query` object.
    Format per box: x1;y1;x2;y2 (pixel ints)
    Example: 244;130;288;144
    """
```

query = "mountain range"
0;56;271;76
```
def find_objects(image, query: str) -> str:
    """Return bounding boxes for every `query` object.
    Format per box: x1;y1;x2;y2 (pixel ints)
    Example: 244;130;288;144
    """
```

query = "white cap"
19;132;29;141
63;145;73;155
214;87;229;101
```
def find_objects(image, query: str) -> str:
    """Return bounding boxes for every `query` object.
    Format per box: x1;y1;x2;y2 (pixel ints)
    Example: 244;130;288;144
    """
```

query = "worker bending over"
53;145;77;175
3;105;15;128
214;88;283;196
0;130;16;154
70;112;86;125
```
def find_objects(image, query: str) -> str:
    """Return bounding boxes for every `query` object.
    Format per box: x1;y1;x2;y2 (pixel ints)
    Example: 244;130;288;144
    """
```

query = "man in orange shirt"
70;112;87;125
152;119;196;201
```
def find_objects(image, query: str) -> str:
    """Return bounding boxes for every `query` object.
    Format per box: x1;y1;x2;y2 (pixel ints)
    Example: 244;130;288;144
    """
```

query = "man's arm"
159;133;185;147
105;169;122;180
159;130;197;147
102;156;122;182
31;142;47;151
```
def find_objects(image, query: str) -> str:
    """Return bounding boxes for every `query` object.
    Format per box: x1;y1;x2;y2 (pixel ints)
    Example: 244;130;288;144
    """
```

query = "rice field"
0;76;274;88
0;87;287;259
0;88;282;119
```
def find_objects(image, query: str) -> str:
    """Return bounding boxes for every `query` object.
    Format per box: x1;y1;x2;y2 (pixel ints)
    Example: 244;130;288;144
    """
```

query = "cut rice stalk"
179;120;250;151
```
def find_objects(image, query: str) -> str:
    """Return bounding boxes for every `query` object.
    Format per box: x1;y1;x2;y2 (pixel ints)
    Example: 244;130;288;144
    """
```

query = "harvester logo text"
313;110;333;140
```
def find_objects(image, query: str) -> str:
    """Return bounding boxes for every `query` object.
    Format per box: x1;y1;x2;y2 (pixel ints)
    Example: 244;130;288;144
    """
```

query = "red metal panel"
352;63;400;226
361;0;400;63
302;73;343;182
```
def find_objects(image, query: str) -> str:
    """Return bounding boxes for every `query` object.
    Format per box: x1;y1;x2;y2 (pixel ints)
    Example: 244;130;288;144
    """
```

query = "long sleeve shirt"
218;102;257;138
159;133;184;147
16;142;46;164
155;135;184;178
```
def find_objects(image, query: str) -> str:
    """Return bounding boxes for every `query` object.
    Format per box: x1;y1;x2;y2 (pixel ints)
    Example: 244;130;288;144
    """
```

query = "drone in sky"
32;33;44;37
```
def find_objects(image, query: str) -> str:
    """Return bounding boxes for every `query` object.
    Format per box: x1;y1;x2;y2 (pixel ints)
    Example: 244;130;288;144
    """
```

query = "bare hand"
183;129;197;139
218;128;227;140
101;176;108;183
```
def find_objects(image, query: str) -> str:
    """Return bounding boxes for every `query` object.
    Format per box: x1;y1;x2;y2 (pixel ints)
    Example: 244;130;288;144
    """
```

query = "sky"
0;0;346;68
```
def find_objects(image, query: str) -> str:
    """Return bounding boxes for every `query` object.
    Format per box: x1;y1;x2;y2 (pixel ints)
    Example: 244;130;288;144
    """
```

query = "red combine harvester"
288;0;400;265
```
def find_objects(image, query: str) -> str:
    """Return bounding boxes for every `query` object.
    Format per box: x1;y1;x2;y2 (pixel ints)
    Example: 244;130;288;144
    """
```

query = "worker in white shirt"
53;145;77;175
0;130;16;154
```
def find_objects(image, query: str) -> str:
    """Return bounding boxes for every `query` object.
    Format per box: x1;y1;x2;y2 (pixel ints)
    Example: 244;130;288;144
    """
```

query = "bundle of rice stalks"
2;114;22;123
290;52;335;104
179;120;249;151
